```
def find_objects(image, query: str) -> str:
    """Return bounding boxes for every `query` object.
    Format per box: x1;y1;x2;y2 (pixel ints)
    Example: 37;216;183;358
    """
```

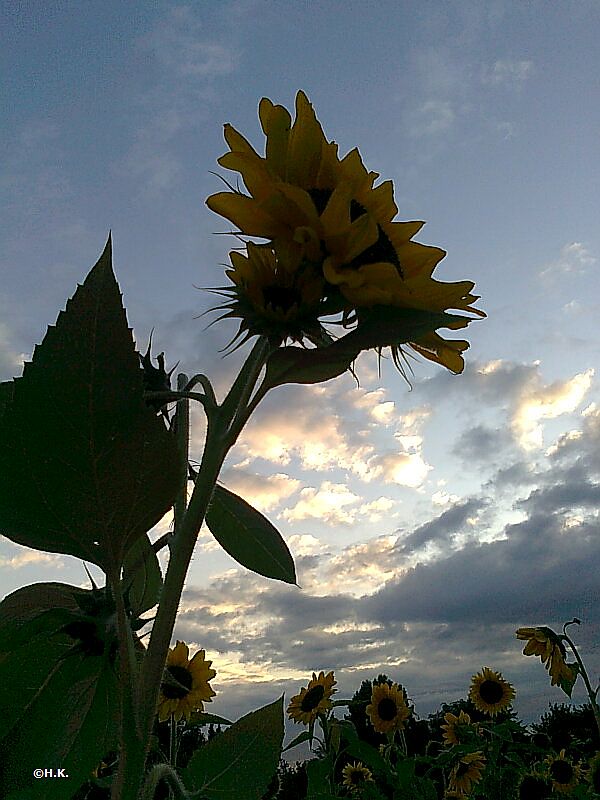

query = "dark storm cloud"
419;359;538;407
486;460;537;490
518;479;600;516
392;497;487;555
452;424;512;463
366;512;600;626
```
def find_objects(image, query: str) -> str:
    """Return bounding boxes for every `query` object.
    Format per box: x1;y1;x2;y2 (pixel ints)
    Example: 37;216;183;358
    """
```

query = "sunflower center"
455;762;471;779
262;285;300;314
479;679;504;705
162;665;193;700
550;760;573;784
377;698;399;721
301;685;325;712
349;769;364;785
307;188;403;277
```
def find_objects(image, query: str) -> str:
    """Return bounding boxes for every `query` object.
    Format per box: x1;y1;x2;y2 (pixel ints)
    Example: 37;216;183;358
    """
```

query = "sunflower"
544;749;582;794
287;670;337;725
441;710;481;747
206;91;484;374
341;761;375;792
468;667;515;718
515;626;574;687
586;751;600;794
448;751;486;795
517;771;552;799
366;681;411;734
205;241;329;349
157;641;217;723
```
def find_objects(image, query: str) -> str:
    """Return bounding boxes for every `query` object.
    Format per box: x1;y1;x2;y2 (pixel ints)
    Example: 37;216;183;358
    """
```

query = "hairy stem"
121;338;270;798
562;623;600;741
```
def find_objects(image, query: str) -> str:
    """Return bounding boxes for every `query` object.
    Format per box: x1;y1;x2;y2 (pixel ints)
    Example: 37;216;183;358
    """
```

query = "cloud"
282;481;361;526
393;497;488;558
512;368;594;450
407;100;455;137
0;547;62;569
218;467;301;513
540;242;597;278
140;6;236;77
122;5;238;196
481;59;534;88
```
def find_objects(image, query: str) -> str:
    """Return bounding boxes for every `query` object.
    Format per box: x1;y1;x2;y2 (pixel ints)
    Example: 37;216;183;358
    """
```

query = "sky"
2;0;600;760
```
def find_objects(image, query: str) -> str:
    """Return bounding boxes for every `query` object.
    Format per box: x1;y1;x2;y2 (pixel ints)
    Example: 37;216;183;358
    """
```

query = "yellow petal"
206;192;283;237
259;98;292;180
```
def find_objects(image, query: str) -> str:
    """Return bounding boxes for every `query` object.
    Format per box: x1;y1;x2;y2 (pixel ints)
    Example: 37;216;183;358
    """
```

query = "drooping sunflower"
544;749;582;794
206;91;485;374
341;761;375;792
441;709;482;747
366;681;411;734
448;750;486;795
515;626;574;687
157;641;217;723
468;667;515;718
287;670;337;725
586;751;600;795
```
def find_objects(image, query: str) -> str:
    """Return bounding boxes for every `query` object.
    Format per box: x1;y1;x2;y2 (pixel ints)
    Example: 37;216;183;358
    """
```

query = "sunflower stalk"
562;620;600;741
110;562;148;800
110;338;272;799
139;763;190;800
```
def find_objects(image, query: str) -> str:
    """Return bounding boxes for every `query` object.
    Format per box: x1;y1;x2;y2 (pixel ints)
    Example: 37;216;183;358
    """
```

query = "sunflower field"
0;92;598;800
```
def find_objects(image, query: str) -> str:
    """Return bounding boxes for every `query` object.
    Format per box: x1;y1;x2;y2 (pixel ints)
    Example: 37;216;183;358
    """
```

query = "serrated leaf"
0;236;181;572
0;582;86;654
0;583;120;798
0;380;14;418
182;696;284;800
206;484;296;584
122;533;162;617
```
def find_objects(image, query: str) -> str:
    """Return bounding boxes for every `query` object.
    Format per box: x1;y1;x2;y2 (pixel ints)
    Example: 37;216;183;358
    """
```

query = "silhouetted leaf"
182;696;284;800
0;582;121;799
122;533;162;617
0;236;180;573
206;484;296;585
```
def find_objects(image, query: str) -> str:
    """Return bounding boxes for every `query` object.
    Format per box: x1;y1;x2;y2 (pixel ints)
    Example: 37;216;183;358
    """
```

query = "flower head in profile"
468;666;515;718
157;641;217;722
516;626;573;687
342;761;374;793
206;91;485;375
544;749;582;794
287;670;337;725
448;750;486;796
366;681;411;734
441;709;482;746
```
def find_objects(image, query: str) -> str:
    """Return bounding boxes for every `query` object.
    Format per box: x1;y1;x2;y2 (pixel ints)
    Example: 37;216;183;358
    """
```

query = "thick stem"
562;626;600;742
110;566;146;800
173;374;190;533
130;338;271;796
